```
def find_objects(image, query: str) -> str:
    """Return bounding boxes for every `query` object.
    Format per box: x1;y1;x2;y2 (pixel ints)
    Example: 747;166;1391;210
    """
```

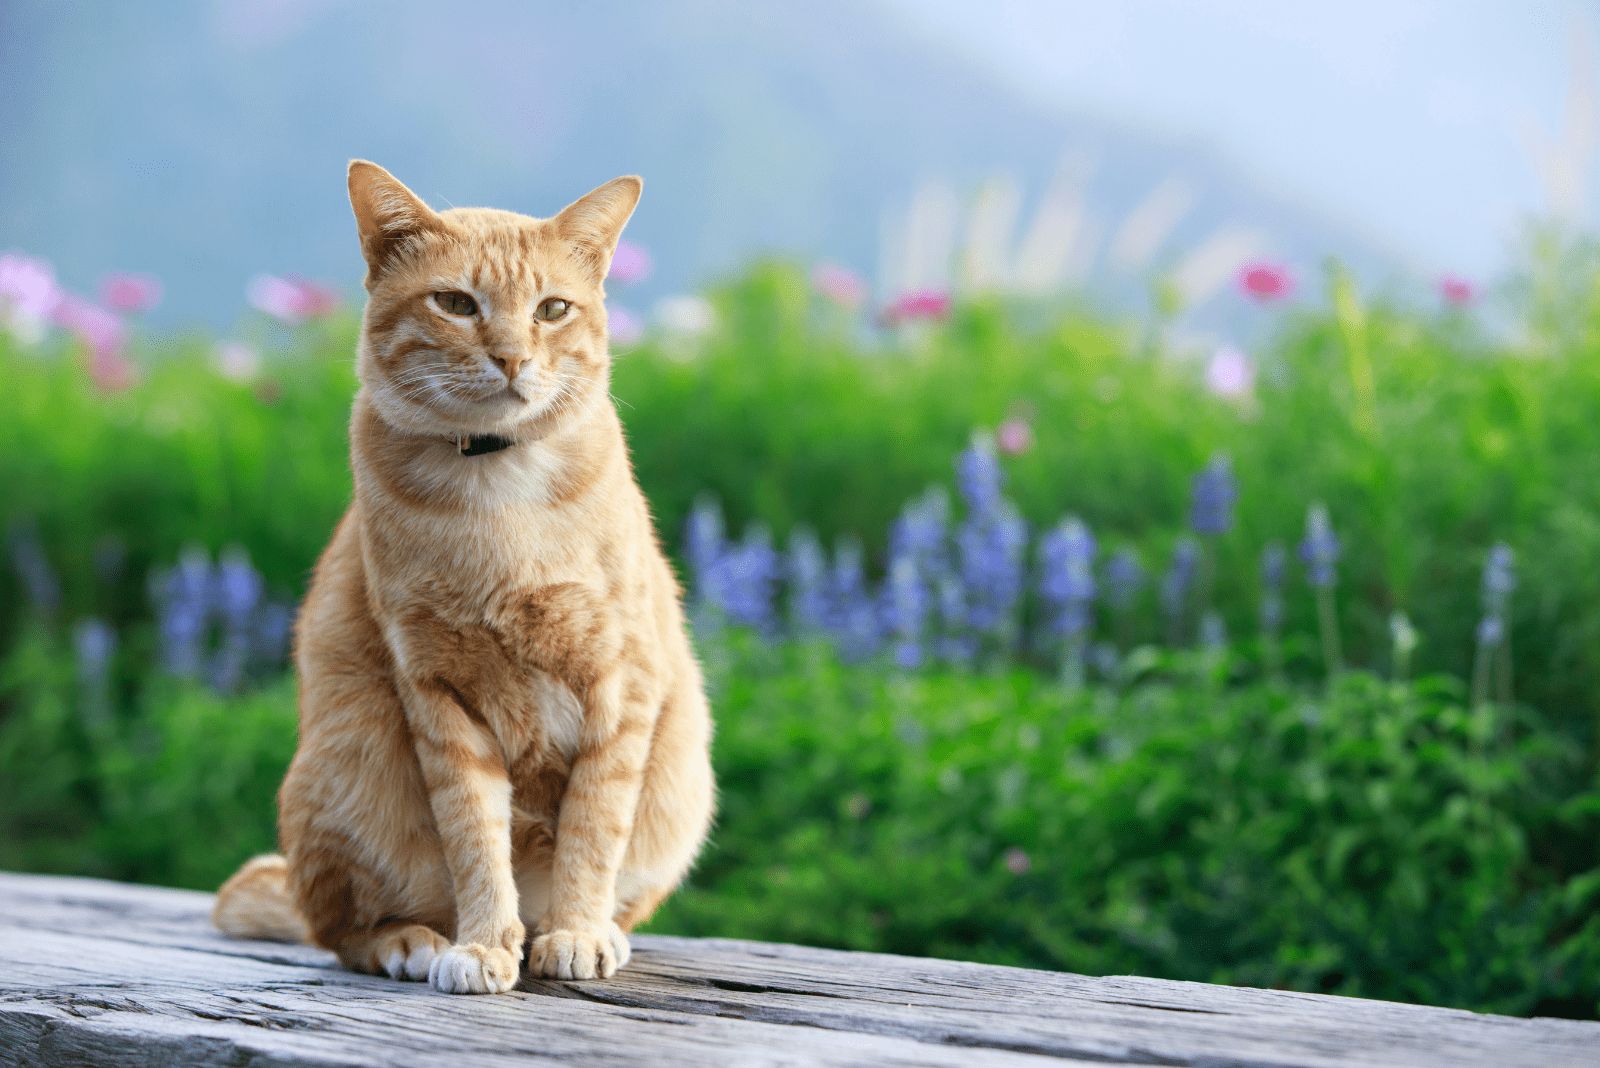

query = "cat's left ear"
552;176;643;284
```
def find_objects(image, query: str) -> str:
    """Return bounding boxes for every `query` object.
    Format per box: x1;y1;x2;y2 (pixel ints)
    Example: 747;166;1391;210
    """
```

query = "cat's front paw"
427;943;522;994
528;922;631;980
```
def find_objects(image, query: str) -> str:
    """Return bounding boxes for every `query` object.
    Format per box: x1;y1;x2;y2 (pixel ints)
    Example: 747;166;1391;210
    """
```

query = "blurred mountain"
0;0;1391;334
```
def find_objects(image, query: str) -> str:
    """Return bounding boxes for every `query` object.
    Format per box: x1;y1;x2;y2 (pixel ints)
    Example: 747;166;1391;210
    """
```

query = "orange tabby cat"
211;161;714;994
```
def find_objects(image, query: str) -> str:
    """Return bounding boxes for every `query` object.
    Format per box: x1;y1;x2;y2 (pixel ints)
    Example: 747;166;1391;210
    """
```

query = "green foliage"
2;625;1595;1018
6;258;1600;741
649;638;1600;1019
0;621;293;889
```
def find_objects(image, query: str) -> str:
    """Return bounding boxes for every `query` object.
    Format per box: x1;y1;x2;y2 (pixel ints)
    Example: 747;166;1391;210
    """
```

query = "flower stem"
1315;587;1343;682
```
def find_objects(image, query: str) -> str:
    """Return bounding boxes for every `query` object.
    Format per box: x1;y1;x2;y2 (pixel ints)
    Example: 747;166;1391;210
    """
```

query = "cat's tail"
212;853;311;943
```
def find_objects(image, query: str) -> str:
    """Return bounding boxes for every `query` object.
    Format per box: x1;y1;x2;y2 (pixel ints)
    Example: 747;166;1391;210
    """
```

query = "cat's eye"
536;298;570;322
434;291;478;317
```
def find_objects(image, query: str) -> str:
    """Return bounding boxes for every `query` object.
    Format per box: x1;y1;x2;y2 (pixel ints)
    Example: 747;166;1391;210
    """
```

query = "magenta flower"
608;240;653;286
52;293;133;390
881;288;951;327
1238;262;1293;301
1204;344;1255;399
247;274;341;324
811;263;868;309
607;304;644;346
996;416;1033;455
1003;847;1031;874
1439;275;1475;305
99;271;164;313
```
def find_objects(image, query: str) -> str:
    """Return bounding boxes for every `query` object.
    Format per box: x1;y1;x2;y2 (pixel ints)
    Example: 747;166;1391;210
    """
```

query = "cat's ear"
347;160;447;286
552;176;643;284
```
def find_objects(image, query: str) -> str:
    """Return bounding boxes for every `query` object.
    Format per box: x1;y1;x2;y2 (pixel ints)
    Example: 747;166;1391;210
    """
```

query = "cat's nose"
491;352;528;382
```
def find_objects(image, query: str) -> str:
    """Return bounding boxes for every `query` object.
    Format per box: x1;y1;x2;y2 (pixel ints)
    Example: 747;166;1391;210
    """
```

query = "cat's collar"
449;434;516;457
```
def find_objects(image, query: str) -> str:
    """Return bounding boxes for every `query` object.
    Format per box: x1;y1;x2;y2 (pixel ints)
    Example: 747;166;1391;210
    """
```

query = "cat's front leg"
530;667;654;980
401;677;525;994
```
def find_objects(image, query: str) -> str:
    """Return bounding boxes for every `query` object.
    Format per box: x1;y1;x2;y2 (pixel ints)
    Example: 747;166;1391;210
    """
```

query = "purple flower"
1104;547;1144;613
608;240;653;286
1297;504;1341;589
1038;518;1096;638
708;524;782;634
1259;542;1286;634
0;252;63;341
953;436;1026;642
1481;544;1515;615
72;617;117;681
7;521;61;615
955;437;1004;516
1161;537;1199;623
72;617;118;727
827;535;880;662
150;544;216;678
1476;615;1505;647
786;525;829;635
885;557;928;669
607;305;644;346
1189;453;1237;536
685;495;726;601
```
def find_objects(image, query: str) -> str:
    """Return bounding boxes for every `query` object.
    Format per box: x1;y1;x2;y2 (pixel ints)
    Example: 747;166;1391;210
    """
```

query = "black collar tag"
454;434;515;457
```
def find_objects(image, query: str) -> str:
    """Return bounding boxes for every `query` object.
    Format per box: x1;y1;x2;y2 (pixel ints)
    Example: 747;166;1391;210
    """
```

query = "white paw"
528;922;631;980
373;925;450;982
428;943;521;995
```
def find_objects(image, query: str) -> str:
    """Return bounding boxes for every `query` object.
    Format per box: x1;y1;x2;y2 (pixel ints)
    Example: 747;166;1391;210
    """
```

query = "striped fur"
212;162;714;994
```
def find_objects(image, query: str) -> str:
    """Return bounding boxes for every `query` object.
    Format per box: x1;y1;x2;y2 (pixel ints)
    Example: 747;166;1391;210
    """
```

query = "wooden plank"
0;871;1594;1067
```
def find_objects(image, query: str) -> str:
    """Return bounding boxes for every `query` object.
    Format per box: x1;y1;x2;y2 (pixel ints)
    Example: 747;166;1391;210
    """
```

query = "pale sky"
889;0;1597;282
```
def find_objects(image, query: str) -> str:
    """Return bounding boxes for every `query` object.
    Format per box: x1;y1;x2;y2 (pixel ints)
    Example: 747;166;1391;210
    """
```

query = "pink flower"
1439;275;1475;305
607;304;644;346
881;288;951;327
608;240;653;286
996;417;1033;454
52;293;134;391
1003;847;1031;875
1205;345;1255;399
0;253;64;320
247;274;341;324
811;263;868;309
1238;262;1293;301
99;271;164;313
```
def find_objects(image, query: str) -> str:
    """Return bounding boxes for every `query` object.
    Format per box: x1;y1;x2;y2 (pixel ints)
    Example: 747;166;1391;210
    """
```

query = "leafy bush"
2;624;1596;1017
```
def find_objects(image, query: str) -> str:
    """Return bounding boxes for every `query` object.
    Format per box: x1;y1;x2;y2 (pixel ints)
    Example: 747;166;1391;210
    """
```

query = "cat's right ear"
347;161;447;287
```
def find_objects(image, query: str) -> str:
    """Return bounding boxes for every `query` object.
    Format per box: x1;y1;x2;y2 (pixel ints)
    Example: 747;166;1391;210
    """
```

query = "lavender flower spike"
1038;518;1096;637
1297;503;1342;589
1298;504;1344;678
786;524;829;636
1189;453;1238;536
1161;536;1199;636
1104;547;1144;613
1473;543;1516;709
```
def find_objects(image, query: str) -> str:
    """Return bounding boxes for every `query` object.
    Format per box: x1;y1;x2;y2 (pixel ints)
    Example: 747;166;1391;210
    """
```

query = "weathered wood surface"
0;873;1595;1068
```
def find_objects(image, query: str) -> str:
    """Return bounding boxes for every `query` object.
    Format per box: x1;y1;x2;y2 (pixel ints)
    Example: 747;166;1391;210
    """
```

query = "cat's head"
347;160;640;443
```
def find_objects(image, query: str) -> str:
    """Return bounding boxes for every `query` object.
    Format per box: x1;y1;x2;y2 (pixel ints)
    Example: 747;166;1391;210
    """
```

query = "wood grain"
0;871;1593;1067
